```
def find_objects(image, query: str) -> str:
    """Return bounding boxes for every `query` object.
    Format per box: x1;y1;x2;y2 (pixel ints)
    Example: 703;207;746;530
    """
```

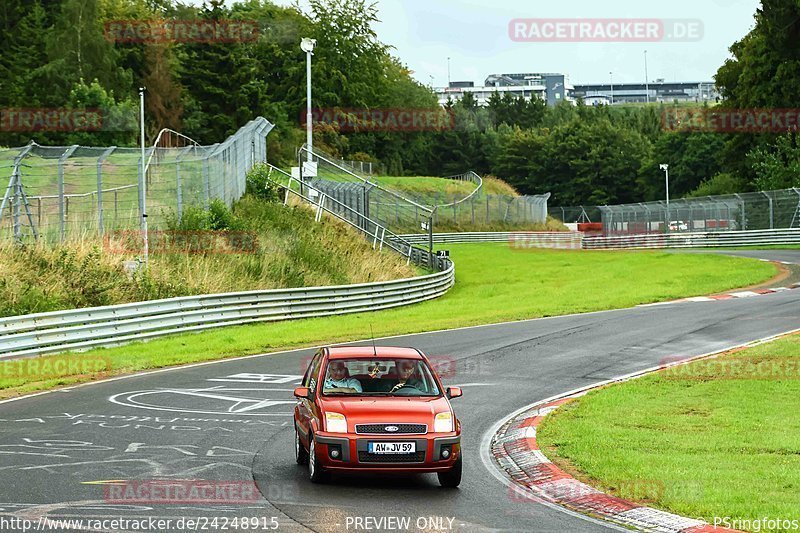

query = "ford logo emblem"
385;426;399;432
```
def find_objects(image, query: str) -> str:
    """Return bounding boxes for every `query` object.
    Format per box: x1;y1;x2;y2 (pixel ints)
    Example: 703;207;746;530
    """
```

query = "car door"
296;350;323;443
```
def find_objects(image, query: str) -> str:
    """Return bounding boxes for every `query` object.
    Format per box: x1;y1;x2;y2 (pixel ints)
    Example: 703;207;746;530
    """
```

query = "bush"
164;200;241;232
246;163;281;202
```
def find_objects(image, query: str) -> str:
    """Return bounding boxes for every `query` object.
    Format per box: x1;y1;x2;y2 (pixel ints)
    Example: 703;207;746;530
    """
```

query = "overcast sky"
185;0;760;87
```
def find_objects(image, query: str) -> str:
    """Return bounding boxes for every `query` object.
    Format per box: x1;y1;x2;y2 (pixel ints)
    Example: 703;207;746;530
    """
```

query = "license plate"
368;441;415;454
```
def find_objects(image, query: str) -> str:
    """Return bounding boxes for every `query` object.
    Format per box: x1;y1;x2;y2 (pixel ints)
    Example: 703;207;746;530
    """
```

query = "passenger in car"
323;361;363;392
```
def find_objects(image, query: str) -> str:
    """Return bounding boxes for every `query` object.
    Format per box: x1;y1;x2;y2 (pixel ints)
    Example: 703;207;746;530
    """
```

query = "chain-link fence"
298;145;435;237
0;117;274;243
337;159;384;176
548;205;603;224
430;191;550;228
299;146;550;234
551;188;800;235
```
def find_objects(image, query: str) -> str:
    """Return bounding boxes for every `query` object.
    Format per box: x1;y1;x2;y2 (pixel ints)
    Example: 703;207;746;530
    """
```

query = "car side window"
303;352;321;388
305;352;323;395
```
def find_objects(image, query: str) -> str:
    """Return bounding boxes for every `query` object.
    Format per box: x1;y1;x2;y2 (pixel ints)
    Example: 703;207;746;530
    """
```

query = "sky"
185;0;761;87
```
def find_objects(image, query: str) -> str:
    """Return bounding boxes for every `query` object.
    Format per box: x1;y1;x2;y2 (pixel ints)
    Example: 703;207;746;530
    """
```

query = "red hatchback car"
293;346;463;487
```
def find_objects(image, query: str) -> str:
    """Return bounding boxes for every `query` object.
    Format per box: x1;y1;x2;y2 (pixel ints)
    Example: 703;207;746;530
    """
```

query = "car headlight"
325;412;348;433
434;412;453;433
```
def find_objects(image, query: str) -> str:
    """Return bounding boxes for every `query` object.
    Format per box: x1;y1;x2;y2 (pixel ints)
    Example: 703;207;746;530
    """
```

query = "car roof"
326;346;423;360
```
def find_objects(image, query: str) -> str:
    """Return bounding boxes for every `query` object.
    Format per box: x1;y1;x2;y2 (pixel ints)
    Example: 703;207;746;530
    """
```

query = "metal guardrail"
434;171;483;209
583;228;800;249
0;265;454;359
397;231;582;247
399;229;800;250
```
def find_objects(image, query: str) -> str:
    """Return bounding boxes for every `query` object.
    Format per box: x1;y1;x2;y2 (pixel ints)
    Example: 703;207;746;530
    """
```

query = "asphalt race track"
0;250;798;533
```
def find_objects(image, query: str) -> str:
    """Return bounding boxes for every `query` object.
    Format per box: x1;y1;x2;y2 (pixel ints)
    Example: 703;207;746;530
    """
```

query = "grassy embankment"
538;333;800;531
0;244;776;399
0;195;416;317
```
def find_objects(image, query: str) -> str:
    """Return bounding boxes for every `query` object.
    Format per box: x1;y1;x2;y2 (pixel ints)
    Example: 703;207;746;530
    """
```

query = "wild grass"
0;196;416;317
537;333;800;531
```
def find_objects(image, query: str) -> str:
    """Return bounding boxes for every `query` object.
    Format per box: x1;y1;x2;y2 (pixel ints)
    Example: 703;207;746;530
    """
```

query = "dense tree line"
0;0;796;206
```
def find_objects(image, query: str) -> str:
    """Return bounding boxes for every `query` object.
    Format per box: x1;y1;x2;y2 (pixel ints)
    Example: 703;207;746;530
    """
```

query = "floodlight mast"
660;164;670;233
301;38;316;163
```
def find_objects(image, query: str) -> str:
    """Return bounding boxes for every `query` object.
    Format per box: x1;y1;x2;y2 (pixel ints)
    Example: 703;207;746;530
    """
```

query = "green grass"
537;333;800;531
0;245;776;399
372;175;519;200
712;245;800;250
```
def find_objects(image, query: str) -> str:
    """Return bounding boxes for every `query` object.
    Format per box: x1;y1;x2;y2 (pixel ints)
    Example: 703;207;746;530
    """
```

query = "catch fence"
0;118;274;244
551;188;800;235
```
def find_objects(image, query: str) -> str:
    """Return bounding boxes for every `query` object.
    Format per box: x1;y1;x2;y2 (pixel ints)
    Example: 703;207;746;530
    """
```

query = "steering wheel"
391;383;423;394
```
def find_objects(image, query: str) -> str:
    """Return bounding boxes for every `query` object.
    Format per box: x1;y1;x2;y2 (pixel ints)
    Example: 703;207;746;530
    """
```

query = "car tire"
437;456;462;488
295;426;309;465
308;435;329;483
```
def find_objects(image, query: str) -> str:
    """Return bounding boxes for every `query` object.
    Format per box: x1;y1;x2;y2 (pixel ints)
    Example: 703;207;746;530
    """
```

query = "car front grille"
355;423;427;435
357;451;426;463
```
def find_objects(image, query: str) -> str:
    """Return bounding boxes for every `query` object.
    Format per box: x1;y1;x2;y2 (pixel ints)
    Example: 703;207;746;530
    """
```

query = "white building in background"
434;72;575;108
435;82;546;107
433;71;719;108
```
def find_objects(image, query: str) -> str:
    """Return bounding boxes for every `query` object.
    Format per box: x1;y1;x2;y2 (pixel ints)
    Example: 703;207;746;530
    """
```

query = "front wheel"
437;456;462;488
308;436;329;483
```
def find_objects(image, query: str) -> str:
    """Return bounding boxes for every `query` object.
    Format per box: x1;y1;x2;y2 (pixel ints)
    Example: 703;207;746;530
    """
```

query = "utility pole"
609;71;614;104
660;164;670;233
138;87;148;266
644;50;650;104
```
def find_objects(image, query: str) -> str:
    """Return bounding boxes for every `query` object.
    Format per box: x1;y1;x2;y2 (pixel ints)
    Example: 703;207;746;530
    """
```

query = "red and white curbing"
491;396;742;532
638;281;800;307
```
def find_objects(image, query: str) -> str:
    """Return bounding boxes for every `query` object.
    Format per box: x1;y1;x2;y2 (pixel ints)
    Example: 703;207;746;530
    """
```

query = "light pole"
644;50;650;104
660;163;670;232
609;71;614;105
138;87;148;266
447;57;451;87
301;37;316;162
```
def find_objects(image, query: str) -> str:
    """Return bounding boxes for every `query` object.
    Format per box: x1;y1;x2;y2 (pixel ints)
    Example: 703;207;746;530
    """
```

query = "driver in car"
389;360;424;393
324;361;363;393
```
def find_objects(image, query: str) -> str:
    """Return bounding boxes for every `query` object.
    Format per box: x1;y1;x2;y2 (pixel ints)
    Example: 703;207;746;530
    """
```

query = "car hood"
319;396;452;426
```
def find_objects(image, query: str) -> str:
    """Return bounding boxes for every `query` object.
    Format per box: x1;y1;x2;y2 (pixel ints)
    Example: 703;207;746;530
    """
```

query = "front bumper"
314;432;461;472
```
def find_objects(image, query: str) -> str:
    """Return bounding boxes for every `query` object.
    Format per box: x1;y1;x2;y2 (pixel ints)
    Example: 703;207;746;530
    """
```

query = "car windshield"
321;358;441;397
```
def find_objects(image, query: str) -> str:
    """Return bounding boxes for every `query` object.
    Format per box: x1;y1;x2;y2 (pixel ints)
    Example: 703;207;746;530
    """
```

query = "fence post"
762;191;773;229
58;146;78;242
97;147;116;236
471;195;475;225
203;158;211;209
12;179;20;241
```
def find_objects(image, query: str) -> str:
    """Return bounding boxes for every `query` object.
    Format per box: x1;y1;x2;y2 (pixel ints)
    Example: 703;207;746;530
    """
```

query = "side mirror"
446;386;462;399
294;386;310;399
